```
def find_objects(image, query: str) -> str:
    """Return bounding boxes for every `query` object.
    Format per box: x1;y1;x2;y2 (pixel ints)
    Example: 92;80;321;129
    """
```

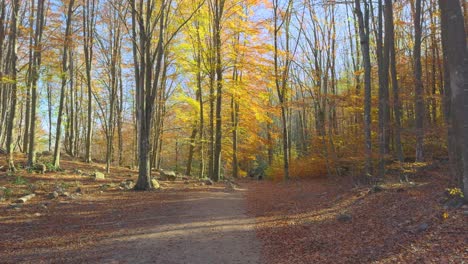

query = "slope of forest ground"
0;153;261;263
246;163;467;263
0;154;467;263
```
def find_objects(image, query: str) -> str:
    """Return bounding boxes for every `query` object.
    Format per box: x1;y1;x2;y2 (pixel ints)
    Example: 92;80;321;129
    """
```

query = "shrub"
44;162;61;172
13;176;28;185
265;155;329;181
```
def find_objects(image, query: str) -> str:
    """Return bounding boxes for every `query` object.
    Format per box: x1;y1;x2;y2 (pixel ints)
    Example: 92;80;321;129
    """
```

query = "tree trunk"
6;0;20;171
212;0;225;182
53;0;75;168
83;0;96;164
439;0;468;200
377;0;390;180
355;0;373;179
413;0;424;162
386;0;404;162
27;0;46;167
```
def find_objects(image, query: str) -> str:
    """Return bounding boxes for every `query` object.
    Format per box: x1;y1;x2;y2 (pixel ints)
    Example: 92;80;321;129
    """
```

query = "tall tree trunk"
439;0;468;200
273;0;292;180
27;0;46;167
83;0;96;163
6;0;20;171
413;0;425;162
386;0;404;162
355;0;373;179
53;0;74;168
377;0;390;180
196;25;205;178
212;0;225;182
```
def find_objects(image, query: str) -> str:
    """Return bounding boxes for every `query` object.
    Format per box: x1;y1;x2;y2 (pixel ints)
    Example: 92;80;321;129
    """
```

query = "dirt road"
1;185;262;264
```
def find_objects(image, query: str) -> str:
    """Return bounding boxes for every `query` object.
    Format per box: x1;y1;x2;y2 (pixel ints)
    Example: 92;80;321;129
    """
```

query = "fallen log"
16;194;36;203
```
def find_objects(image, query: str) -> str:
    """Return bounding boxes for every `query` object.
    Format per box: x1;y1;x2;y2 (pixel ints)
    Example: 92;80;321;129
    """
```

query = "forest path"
102;188;262;264
1;182;262;264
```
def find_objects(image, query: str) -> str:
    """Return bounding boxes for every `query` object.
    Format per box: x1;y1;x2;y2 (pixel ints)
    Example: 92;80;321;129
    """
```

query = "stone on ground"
93;172;105;180
151;179;160;189
160;170;177;181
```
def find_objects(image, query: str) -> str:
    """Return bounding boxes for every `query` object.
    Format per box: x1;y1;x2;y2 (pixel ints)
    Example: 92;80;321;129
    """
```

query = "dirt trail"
1;186;262;264
100;189;262;264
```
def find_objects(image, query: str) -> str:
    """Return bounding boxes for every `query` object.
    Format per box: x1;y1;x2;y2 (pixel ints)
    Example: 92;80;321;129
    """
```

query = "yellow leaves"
446;188;464;198
354;69;364;76
174;93;200;113
442;211;449;220
0;76;16;85
394;19;407;27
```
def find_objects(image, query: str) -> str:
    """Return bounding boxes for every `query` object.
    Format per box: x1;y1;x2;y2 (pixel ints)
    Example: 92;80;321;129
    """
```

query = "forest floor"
0;154;467;263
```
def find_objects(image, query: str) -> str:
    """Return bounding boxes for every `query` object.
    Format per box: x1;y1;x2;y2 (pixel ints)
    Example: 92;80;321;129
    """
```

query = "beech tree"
82;0;97;163
26;0;47;167
439;0;468;199
129;0;202;190
53;0;75;168
5;0;20;171
355;0;373;179
412;0;425;162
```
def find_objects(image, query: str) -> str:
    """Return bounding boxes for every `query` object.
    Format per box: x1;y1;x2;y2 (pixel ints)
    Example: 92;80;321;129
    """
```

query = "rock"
54;185;65;194
205;179;214;186
16;194;36;203
33;163;46;174
60;192;70;197
8;203;22;210
444;197;464;209
120;180;135;190
100;184;111;190
369;185;384;194
72;169;83;175
225;182;236;192
93;172;105;180
151;179;160;189
34;213;41;217
69;193;81;200
337;213;352;222
416;222;429;233
48;191;59;199
160;170;177;181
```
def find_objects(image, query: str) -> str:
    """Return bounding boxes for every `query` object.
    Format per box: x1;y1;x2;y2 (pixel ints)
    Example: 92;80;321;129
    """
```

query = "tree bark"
83;0;96;164
386;0;404;163
413;0;425;162
6;0;20;171
53;0;75;168
355;0;373;179
439;0;468;200
212;0;226;182
27;0;46;167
